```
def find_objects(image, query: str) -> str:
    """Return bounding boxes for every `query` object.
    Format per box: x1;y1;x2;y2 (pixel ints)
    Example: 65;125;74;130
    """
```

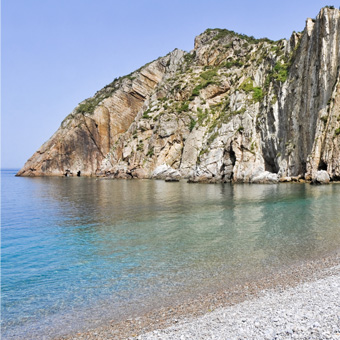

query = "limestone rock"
17;7;340;184
152;164;181;180
313;170;330;184
279;177;292;183
251;171;279;184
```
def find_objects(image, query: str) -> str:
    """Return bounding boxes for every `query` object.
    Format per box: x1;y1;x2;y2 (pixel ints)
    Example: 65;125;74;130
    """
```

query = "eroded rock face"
18;7;340;183
16;49;185;177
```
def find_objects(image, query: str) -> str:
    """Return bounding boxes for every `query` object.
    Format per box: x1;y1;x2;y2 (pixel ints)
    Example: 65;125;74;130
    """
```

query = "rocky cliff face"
17;7;340;183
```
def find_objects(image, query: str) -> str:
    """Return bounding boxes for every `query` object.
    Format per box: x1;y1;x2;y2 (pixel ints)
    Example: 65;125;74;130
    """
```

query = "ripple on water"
2;170;340;339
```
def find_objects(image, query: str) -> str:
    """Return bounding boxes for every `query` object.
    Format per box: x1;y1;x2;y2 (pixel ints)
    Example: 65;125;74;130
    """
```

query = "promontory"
17;7;340;184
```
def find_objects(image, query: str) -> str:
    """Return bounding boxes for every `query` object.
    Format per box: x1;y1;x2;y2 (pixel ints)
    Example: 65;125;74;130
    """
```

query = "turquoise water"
1;169;340;339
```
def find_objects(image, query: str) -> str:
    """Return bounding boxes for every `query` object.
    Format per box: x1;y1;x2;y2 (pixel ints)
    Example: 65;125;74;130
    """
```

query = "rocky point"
17;7;340;183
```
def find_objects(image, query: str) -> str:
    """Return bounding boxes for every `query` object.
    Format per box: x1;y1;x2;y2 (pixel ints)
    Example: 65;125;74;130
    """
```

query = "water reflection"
23;178;340;277
2;173;340;339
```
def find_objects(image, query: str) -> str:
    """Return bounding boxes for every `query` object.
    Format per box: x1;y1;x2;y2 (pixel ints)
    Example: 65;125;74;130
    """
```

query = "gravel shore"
60;253;340;340
139;265;340;340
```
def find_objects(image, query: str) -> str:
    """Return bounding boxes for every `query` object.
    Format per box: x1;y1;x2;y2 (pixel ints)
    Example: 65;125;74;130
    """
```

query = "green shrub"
264;74;272;89
189;68;220;99
189;117;196;132
231;107;246;116
335;127;340;136
197;108;209;125
212;29;230;40
208;28;273;44
137;141;144;151
190;81;213;99
199;148;209;158
176;102;189;113
142;109;152;119
200;69;218;81
61;113;74;126
76;91;112;114
272;61;289;82
207;132;218;145
208;119;219;133
224;59;244;69
184;51;196;64
240;78;254;92
147;147;154;157
253;87;264;102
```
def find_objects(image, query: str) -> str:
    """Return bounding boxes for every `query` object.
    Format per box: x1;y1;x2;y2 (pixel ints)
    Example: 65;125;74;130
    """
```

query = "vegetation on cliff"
17;7;340;184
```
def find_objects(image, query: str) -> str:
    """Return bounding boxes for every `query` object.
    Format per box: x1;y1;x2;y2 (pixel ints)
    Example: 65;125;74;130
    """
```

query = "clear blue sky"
1;0;335;168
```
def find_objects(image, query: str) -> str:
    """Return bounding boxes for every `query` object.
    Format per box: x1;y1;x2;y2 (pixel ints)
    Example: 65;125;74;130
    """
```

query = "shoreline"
59;250;340;340
15;171;340;184
139;263;340;339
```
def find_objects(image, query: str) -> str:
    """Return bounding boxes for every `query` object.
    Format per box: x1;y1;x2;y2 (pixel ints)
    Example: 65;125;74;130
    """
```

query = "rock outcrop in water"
17;7;340;183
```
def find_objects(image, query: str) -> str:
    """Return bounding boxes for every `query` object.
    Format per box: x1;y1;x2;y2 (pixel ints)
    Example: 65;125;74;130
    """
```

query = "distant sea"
2;168;340;339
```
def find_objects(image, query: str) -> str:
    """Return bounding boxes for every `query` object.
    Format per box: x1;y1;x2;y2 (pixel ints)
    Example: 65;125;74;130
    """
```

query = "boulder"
251;171;279;184
152;164;181;180
312;170;330;184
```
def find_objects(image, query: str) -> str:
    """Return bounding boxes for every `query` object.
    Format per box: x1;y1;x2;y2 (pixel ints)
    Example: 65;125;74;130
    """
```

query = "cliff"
17;7;340;183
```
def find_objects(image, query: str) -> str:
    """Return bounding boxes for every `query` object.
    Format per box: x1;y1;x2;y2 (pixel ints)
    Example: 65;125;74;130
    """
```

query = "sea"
1;168;340;339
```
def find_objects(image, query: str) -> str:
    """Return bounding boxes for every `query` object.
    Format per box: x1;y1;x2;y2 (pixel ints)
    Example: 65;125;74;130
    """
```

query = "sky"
1;0;337;168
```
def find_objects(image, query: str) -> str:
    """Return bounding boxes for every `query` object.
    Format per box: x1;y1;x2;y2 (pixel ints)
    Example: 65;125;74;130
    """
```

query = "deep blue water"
1;169;340;339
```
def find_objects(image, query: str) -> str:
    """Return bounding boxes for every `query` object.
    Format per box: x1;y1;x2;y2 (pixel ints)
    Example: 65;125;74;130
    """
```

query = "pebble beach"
60;252;340;340
139;265;340;340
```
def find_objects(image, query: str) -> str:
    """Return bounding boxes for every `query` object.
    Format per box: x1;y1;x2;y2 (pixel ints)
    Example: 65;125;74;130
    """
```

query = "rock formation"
17;7;340;183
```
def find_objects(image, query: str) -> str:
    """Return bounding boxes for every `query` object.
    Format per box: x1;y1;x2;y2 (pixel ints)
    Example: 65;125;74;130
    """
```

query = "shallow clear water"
1;169;340;339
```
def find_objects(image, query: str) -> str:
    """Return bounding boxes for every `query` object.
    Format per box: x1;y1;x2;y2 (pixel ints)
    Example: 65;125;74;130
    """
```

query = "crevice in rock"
140;73;158;85
230;145;236;166
229;144;236;181
129;90;146;101
178;141;185;168
318;159;327;171
267;108;276;134
81;114;106;159
264;156;279;173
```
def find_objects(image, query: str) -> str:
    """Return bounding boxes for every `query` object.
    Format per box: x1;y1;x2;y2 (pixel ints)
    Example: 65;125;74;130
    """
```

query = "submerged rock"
17;8;340;184
165;177;180;182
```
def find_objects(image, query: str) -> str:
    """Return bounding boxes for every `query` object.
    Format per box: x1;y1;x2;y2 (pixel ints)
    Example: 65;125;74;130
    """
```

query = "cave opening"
318;160;327;171
229;145;236;181
264;157;279;173
230;147;236;167
77;171;81;177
